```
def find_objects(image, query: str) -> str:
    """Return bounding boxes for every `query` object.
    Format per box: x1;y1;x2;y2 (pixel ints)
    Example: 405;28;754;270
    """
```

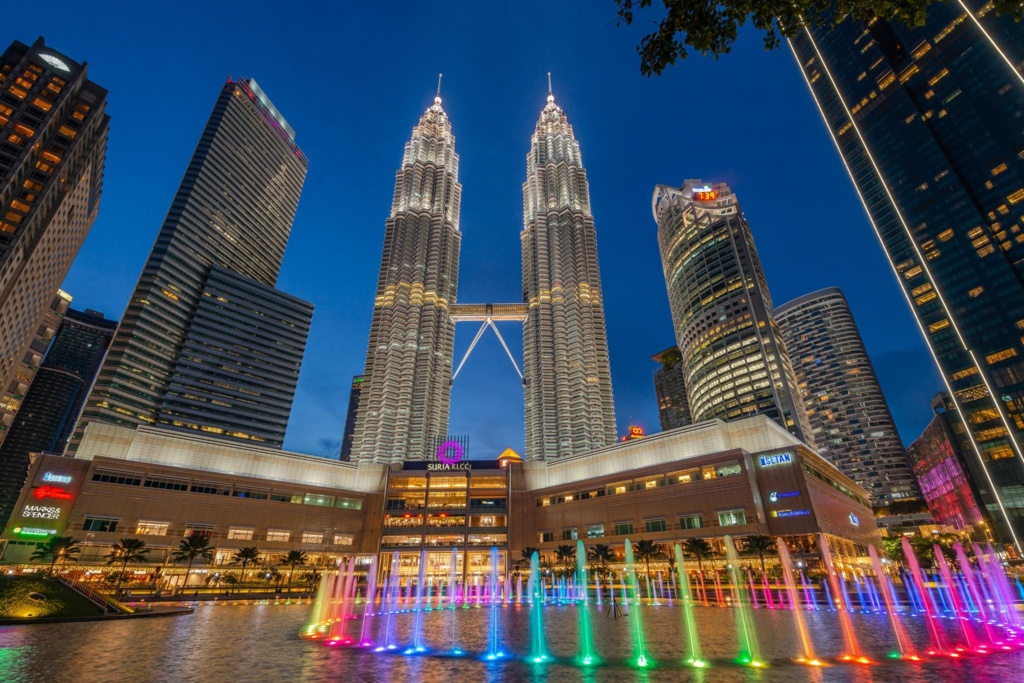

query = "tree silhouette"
171;535;214;594
30;536;82;574
104;538;150;597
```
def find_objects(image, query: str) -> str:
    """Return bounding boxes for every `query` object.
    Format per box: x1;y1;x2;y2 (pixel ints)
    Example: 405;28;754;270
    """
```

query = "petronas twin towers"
352;88;616;463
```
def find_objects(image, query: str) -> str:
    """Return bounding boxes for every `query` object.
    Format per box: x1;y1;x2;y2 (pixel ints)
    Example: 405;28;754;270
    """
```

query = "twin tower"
352;90;616;463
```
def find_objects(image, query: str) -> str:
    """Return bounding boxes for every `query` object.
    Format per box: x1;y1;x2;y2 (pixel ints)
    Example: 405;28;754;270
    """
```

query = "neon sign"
848;513;860;526
22;505;61;520
758;453;792;467
12;527;57;537
692;186;717;201
772;509;810;518
42;472;72;484
768;491;800;503
436;440;464;465
34;486;73;501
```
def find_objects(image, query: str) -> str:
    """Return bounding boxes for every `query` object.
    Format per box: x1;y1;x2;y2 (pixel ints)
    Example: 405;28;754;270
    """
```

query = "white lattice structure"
521;91;617;460
353;96;462;463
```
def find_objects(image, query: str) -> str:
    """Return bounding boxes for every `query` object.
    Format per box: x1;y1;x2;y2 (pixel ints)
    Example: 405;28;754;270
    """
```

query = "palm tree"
632;539;665;584
104;538;150;597
682;538;714;578
171;534;214;594
30;536;82;574
280;550;308;585
300;570;321;592
554;544;576;577
743;535;776;577
521;547;539;563
587;544;615;579
231;546;261;585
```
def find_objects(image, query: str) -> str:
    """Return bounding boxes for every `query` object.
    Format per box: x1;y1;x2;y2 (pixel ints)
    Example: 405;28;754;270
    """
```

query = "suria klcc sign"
428;440;471;471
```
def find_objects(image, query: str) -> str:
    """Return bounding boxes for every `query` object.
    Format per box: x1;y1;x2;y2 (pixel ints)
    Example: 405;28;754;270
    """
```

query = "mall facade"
0;416;878;589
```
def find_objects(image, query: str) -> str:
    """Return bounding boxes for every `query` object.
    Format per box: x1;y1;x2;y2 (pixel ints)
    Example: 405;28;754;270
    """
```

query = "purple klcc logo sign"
437;440;464;465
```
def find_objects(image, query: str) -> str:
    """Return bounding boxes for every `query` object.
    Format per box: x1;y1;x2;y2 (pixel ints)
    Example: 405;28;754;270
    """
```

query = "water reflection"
0;602;1021;682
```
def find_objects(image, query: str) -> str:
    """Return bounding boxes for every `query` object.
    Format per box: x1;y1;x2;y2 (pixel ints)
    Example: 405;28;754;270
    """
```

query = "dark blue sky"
20;1;943;457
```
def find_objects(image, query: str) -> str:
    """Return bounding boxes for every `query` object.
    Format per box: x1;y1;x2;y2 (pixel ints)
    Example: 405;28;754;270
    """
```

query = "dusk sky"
20;1;942;458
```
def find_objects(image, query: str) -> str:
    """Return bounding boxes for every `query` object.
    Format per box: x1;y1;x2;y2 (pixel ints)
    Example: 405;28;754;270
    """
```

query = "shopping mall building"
0;416;879;589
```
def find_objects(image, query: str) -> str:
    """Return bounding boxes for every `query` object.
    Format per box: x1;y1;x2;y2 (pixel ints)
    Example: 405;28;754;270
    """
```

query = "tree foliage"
613;0;1024;76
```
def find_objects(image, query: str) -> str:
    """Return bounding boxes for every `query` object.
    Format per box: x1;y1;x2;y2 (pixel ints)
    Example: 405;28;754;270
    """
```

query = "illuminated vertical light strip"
788;30;1023;553
954;0;1024;86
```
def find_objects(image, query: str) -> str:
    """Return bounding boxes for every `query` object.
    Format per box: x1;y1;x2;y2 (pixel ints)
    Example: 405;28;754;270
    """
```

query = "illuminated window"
929;320;950;333
985;348;1018;364
83;517;119;532
992;163;1009;176
679;514;703;530
937;229;954;241
717;509;747;526
30;97;52;111
968;287;984;298
539;531;554;543
301;532;324;544
13;124;34;137
266;529;291;542
586;524;604;538
227;527;254;540
135;520;169;536
333;534;354;545
562;528;578;540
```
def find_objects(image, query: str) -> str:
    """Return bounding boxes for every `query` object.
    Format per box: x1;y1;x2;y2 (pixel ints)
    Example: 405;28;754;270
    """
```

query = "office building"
775;287;919;506
352;94;462;463
651;346;692;431
652;180;813;446
0;306;115;531
790;2;1024;549
72;78;309;450
0;39;107;448
339;376;362;462
521;89;616;460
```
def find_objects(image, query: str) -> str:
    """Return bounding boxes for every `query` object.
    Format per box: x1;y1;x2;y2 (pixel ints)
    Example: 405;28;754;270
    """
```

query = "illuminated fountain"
301;537;1022;673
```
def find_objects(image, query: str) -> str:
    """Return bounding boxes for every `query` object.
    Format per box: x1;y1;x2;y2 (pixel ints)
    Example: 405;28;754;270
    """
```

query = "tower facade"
521;91;616;460
651;346;691;431
0;306;115;531
73;78;309;450
0;38;107;447
339;375;362;462
790;3;1024;547
352;96;461;463
653;180;813;446
775;287;919;506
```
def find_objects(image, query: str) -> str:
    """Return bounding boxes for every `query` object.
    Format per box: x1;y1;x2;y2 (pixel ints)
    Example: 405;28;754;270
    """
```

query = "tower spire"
435;73;442;105
547;72;554;103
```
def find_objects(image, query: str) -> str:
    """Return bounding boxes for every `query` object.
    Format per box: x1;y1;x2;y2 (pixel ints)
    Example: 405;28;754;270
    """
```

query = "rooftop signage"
42;472;72;484
437;439;465;465
427;462;472;471
758;452;792;468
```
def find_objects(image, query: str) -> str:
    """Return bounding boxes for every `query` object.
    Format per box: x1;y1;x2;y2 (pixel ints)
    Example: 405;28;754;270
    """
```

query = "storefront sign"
758;453;792;467
768;491;800;503
436;440;464;465
848;513;860;526
33;486;73;501
772;509;810;518
22;505;61;520
42;472;72;484
12;527;57;537
426;462;471;471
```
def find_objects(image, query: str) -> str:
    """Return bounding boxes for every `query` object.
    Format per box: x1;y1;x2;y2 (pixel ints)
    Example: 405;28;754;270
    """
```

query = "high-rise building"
522;90;616;460
653;180;813;445
339;375;362;462
790;5;1024;548
0;306;115;531
72;78;310;450
352;95;461;463
775;287;919;506
650;346;691;431
906;393;989;537
0;39;107;447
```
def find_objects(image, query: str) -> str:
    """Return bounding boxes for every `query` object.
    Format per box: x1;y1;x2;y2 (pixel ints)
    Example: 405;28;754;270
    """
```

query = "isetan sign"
758;453;792;468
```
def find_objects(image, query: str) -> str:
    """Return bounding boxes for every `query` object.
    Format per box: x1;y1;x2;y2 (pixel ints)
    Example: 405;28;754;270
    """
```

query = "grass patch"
0;575;104;619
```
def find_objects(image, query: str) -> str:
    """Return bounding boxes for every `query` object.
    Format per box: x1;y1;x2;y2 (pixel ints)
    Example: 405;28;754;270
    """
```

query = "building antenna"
436;73;443;98
547;71;552;95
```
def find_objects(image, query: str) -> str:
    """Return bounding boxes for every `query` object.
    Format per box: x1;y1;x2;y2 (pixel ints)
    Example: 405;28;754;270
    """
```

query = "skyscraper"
775;287;919;506
653;180;813;445
522;89;616;460
352;94;461;463
72;78;310;450
0;38;107;448
0;306;115;532
339;375;362;462
790;4;1024;548
650;346;691;431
